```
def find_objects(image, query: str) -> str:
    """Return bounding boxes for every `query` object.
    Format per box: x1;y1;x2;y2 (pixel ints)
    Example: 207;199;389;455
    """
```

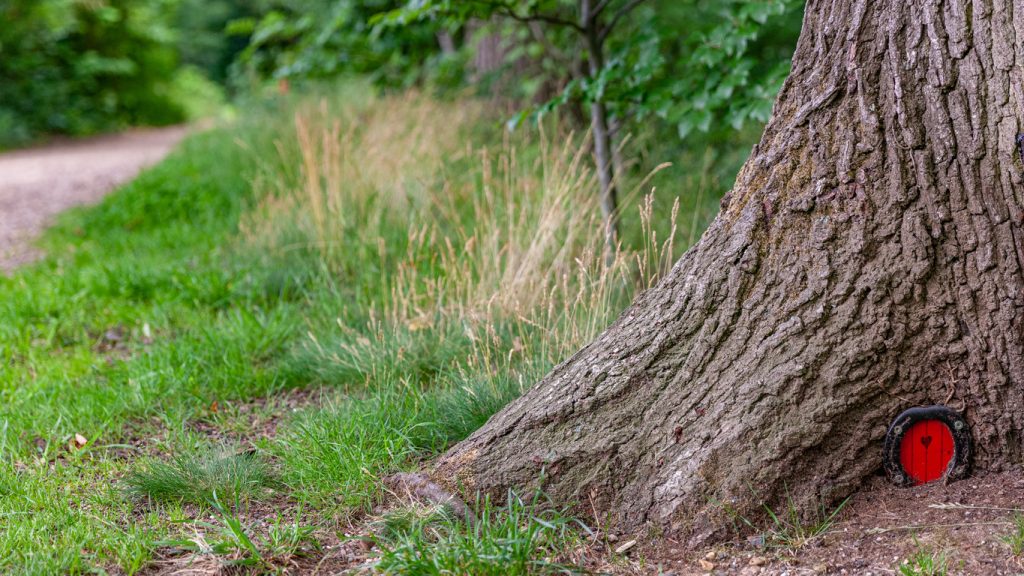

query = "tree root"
383;472;476;523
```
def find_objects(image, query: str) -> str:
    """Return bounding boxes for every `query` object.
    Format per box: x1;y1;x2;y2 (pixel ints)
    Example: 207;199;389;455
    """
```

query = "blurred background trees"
0;0;804;159
232;0;803;137
0;0;243;147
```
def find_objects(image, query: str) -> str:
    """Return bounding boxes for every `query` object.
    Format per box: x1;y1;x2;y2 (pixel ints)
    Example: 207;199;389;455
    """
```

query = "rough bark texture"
435;0;1024;543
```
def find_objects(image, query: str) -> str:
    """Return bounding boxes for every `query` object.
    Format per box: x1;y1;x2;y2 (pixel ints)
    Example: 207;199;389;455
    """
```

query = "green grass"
0;97;308;573
272;372;528;514
1001;514;1024;556
0;86;749;573
897;539;949;576
0;460;156;574
0;126;293;459
717;489;849;552
761;495;849;551
373;490;589;575
126;446;273;506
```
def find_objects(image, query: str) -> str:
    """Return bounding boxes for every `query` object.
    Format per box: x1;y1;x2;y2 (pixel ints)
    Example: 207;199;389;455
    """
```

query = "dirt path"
0;126;190;272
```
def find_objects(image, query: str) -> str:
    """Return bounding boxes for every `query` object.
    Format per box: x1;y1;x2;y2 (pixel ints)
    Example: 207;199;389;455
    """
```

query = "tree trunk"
581;0;619;257
469;20;505;81
435;0;1024;543
590;99;618;255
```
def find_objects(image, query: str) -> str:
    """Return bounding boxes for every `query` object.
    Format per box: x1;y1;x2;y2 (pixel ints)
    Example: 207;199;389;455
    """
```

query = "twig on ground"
865;521;1013;535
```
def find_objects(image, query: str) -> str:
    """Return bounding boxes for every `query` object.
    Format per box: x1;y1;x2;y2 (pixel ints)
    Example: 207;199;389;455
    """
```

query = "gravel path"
0;126;189;272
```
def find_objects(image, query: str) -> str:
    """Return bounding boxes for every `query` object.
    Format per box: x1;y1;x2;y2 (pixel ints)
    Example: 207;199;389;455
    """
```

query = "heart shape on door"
921;435;932;448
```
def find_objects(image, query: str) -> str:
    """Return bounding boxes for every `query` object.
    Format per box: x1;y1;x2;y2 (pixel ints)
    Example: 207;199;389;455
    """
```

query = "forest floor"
0;90;1020;575
0;126;189;271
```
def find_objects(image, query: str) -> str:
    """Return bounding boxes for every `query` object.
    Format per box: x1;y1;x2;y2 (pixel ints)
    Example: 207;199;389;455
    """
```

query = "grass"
1002;514;1024;555
156;497;320;572
126;446;273;506
0;83;749;573
0;128;293;459
719;489;849;552
761;495;849;550
0;121;292;574
896;539;949;576
373;490;589;575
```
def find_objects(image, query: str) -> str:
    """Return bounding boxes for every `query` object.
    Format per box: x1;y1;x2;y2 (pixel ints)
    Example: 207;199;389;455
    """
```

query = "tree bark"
435;0;1024;543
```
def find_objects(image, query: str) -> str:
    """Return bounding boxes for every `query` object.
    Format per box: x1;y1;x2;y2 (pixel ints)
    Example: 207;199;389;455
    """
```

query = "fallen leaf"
70;433;87;450
699;559;715;571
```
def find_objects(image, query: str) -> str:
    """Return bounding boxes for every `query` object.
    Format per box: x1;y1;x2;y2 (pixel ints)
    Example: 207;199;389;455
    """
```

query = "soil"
0;126;189;272
639;471;1024;576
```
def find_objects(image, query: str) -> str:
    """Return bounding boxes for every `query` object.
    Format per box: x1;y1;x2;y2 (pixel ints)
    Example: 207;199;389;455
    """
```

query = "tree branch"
592;0;615;18
598;0;648;41
469;0;585;33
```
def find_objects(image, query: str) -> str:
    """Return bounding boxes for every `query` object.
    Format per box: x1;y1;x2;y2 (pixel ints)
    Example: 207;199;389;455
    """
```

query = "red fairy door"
898;419;955;485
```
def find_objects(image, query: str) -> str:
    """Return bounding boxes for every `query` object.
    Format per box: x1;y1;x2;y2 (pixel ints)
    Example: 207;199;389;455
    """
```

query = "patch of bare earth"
633;472;1024;576
139;494;367;576
115;387;329;461
0;126;189;271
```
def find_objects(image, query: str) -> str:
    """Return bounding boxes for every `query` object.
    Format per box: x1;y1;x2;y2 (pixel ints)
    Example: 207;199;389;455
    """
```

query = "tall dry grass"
245;91;679;388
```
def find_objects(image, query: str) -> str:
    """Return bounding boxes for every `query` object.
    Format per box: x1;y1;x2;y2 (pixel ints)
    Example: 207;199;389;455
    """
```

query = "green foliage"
640;0;804;138
1;0;802;149
240;0;803;145
0;0;239;146
374;490;589;575
167;65;228;119
0;0;181;144
230;0;458;89
174;0;262;85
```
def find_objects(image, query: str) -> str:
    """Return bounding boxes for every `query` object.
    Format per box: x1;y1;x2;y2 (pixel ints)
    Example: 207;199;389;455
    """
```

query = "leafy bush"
0;0;234;146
